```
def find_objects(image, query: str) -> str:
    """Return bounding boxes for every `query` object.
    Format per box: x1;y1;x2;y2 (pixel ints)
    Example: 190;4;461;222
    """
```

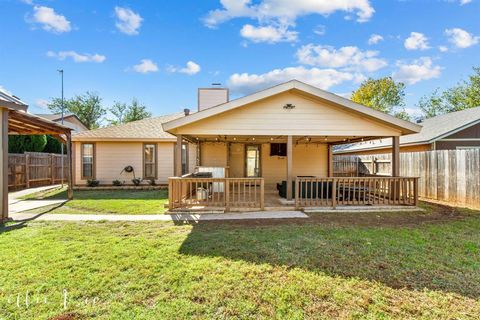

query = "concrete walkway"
9;185;66;214
11;211;309;222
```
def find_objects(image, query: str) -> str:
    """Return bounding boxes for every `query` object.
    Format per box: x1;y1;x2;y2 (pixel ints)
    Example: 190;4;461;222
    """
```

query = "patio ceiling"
181;134;387;145
8;110;71;141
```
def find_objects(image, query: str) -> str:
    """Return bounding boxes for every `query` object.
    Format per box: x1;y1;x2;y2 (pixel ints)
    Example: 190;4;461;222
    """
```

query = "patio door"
245;145;261;177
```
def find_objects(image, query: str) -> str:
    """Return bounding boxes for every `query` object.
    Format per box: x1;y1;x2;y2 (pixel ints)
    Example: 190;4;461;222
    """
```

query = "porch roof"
163;80;421;136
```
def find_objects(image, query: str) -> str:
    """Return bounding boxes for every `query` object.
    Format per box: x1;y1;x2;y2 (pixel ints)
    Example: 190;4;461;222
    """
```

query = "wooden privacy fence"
8;152;68;190
295;177;418;209
334;149;480;208
169;177;264;211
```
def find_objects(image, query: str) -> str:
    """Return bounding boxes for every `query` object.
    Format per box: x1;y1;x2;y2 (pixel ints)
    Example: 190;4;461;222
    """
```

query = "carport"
0;90;73;222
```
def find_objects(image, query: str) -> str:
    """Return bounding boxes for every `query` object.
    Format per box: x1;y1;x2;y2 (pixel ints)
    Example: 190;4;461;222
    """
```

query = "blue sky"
1;0;479;119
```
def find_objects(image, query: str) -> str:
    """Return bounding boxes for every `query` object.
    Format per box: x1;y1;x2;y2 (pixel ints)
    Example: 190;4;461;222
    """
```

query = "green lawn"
22;187;169;215
1;206;480;319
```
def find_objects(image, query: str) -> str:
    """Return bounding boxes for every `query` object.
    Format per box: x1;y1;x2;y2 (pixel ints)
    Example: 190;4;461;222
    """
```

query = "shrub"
87;179;99;187
147;178;156;186
112;180;123;186
132;178;142;186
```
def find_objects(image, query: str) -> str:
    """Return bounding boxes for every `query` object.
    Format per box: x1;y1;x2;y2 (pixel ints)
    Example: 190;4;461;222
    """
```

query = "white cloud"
35;98;49;110
460;0;472;4
445;28;479;48
404;32;430;50
438;46;449;52
392;57;441;85
296;44;387;72
368;34;383;45
313;25;326;36
114;7;143;35
240;24;298;43
47;51;106;63
228;66;362;95
132;59;158;74
167;61;201;75
203;0;375;28
31;6;71;33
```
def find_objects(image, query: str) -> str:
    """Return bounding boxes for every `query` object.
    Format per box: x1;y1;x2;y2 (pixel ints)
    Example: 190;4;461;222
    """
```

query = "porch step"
303;206;424;213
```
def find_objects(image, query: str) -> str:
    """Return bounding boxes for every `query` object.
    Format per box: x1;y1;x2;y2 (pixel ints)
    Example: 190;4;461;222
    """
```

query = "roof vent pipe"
184;108;190;116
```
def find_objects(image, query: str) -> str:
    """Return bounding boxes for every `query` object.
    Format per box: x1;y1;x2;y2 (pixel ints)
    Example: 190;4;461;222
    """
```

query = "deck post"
175;135;183;177
225;178;230;211
294;178;299;210
332;178;337;209
392;136;400;177
286;135;293;201
260;178;265;210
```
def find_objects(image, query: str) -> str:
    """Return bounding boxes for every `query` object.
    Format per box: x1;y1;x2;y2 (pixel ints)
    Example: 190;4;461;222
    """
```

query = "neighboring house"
71;113;197;186
335;107;480;155
36;113;88;132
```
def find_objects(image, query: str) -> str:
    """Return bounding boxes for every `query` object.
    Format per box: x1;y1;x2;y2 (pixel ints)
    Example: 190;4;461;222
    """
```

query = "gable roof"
163;80;421;135
72;112;185;142
0;88;28;111
335;106;480;153
36;113;89;131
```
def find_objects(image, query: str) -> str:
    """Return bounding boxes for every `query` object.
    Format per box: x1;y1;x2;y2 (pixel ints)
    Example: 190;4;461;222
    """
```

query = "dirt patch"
184;202;472;229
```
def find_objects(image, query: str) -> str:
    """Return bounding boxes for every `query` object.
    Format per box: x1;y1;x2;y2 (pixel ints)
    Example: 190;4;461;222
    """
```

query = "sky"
1;0;480;120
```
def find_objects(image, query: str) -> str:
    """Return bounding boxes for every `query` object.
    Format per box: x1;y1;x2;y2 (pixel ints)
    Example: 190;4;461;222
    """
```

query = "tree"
351;77;410;120
108;98;151;125
417;67;480;119
48;92;106;129
108;102;128;125
43;136;64;154
8;135;47;153
123;98;151;123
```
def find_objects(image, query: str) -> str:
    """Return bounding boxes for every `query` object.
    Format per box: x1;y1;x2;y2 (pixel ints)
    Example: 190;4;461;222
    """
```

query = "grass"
22;187;168;215
1;206;480;319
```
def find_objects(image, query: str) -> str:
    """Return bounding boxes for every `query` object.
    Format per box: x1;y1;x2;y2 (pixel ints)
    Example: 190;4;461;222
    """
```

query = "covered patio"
0;91;73;222
163;80;421;212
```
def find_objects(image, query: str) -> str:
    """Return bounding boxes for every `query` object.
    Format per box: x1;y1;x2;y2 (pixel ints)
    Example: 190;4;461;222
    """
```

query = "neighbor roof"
335;106;480;154
36;113;89;131
0;89;28;111
72;112;185;142
163;79;422;135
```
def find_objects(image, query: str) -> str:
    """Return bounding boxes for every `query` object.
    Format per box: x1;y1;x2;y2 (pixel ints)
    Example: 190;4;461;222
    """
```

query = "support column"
1;109;8;222
66;132;73;200
175;135;183;177
286;135;293;201
328;144;333;177
392;136;400;177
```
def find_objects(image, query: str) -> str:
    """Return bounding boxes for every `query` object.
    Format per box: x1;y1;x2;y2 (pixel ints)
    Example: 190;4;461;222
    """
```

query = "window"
81;143;95;179
270;143;287;157
181;143;188;175
144;143;157;179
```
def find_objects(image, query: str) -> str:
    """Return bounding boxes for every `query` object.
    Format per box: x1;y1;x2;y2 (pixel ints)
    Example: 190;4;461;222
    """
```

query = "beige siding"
175;91;402;137
188;142;197;173
229;143;245;178
74;141;175;185
200;142;227;167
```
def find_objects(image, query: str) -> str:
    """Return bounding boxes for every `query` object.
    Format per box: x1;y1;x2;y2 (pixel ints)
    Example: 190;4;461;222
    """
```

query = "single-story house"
36;113;89;132
335;106;480;155
72;80;423;211
71;113;197;186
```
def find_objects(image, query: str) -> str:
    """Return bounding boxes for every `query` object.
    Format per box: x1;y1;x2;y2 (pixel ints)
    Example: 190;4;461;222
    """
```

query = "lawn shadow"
1;202;66;233
177;205;480;299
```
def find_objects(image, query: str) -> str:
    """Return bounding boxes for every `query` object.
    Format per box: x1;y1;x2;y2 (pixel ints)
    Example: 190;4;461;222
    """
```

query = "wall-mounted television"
270;143;287;157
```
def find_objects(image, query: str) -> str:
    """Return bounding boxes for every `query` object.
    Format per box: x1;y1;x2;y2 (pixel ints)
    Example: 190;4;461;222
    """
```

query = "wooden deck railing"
295;177;419;209
169;177;264;211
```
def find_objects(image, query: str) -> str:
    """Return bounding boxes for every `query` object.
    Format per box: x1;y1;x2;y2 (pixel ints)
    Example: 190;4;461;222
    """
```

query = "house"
162;80;422;211
335;107;480;155
71;112;197;186
36;113;88;132
0;89;73;222
72;80;423;211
